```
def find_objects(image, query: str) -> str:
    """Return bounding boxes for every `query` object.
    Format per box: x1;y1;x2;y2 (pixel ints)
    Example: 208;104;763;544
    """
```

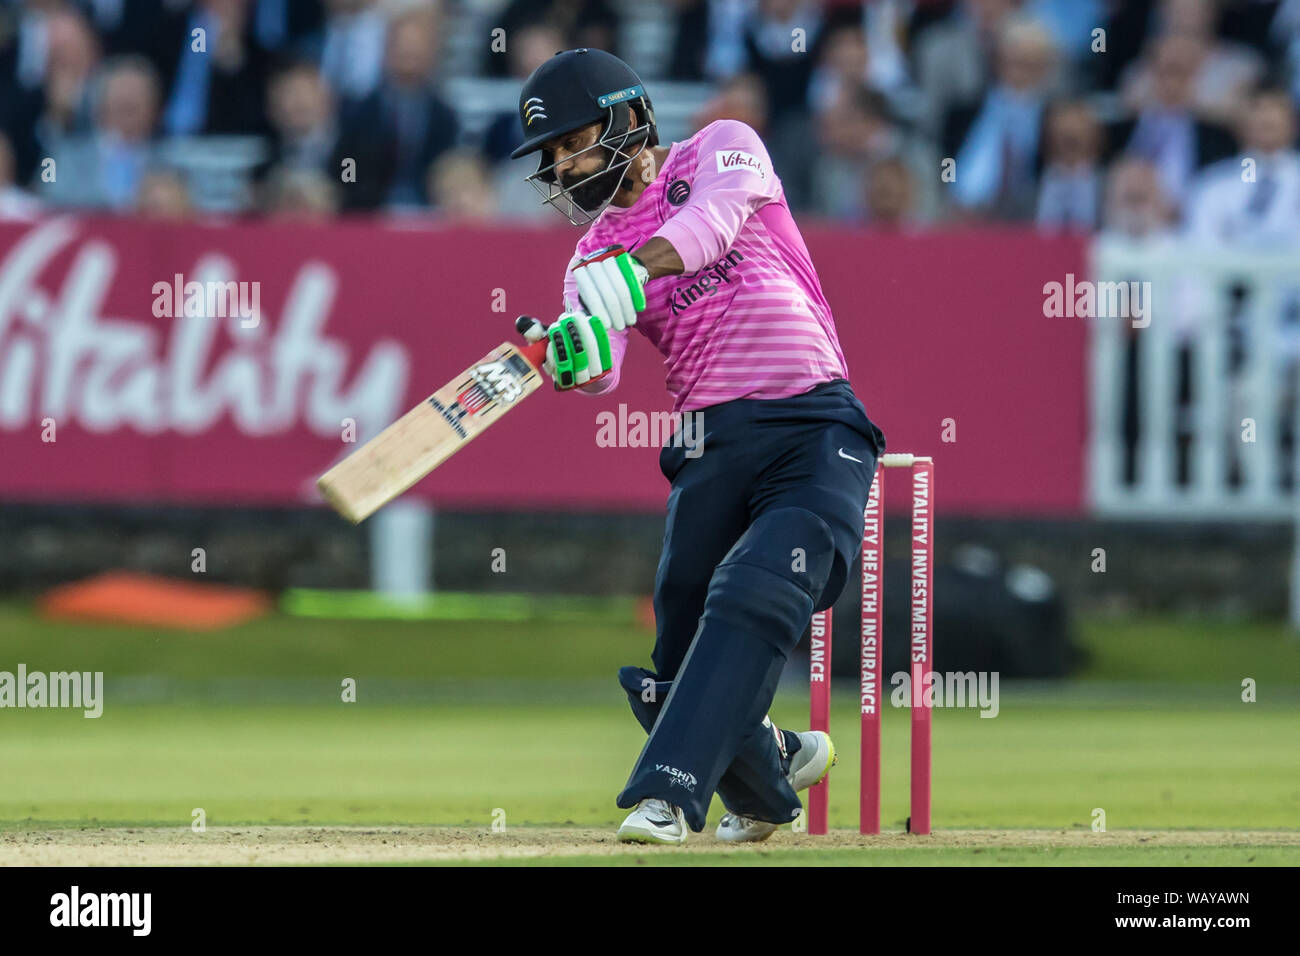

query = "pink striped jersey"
561;119;848;413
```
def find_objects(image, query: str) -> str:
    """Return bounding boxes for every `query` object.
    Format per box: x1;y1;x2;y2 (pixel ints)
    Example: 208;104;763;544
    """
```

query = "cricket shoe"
716;729;837;843
617;798;688;845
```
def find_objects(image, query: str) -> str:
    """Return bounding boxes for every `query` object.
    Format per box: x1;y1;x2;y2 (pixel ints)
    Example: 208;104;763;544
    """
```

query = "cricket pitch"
4;826;1298;866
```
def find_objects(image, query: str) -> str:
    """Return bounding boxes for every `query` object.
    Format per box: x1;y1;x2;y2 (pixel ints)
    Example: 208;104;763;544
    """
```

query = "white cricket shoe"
787;729;837;791
716;729;836;843
715;813;780;843
617;798;688;845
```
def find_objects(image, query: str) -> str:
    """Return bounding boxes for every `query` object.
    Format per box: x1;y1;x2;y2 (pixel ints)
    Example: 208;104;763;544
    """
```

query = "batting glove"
519;313;614;390
571;244;648;331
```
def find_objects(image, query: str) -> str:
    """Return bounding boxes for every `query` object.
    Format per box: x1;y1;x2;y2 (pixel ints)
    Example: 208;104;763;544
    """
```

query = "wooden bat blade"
317;339;547;522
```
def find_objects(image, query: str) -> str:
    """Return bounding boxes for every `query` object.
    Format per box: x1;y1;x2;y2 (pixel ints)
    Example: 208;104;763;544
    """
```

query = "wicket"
808;452;934;835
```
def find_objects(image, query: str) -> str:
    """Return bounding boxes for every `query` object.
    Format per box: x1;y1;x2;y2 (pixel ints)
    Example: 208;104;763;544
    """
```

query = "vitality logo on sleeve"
715;149;766;179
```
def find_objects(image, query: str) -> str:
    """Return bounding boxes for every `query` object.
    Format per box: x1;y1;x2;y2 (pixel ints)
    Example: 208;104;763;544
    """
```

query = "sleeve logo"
714;149;766;179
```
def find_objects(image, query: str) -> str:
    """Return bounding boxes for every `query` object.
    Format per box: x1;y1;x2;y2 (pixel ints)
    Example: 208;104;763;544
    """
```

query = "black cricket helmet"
510;48;658;225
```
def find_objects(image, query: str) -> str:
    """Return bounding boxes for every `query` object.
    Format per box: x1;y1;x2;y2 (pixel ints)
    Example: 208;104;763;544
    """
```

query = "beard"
559;149;629;212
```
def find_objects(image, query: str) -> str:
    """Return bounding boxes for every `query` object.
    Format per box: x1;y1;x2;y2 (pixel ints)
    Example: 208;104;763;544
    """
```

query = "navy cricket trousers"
617;378;884;829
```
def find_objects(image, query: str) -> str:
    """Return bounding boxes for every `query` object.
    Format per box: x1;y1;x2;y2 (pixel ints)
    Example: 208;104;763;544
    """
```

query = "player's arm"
629;236;684;280
644;119;781;274
569;120;780;320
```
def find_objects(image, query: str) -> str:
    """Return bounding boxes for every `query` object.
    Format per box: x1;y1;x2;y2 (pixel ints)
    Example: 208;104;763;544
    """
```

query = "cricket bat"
318;322;550;523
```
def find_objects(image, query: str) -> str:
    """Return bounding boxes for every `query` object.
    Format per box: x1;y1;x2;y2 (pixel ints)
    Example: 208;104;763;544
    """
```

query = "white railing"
1089;237;1300;520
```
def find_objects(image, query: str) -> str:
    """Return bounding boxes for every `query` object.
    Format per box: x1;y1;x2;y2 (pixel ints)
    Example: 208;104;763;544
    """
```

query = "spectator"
0;1;67;101
807;24;870;116
83;0;191;89
815;3;921;100
1085;0;1158;91
262;62;336;170
163;0;272;136
39;55;160;210
38;6;102;132
861;155;918;229
427;148;497;221
1274;0;1300;104
484;0;620;79
736;0;830;210
136;166;193;220
250;0;326;58
691;72;770;135
485;23;567;222
259;60;390;211
669;0;855;85
1186;88;1300;246
482;22;564;164
0;131;41;220
0;0;1292;231
671;0;787;82
858;0;914;98
1036;99;1104;233
740;0;825;120
1099;156;1188;489
1101;156;1177;239
0;1;62;172
1022;0;1104;61
667;0;719;81
318;0;387;100
913;0;1020;139
813;84;940;223
342;6;459;208
947;16;1058;221
262;164;339;221
1120;0;1264;127
1106;34;1237;214
1182;85;1300;488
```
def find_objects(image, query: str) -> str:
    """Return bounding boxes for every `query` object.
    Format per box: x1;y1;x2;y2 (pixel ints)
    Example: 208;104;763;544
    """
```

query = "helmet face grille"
524;106;655;226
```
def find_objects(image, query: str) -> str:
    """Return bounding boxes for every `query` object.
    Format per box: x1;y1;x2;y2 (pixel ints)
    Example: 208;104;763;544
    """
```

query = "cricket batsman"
510;49;885;843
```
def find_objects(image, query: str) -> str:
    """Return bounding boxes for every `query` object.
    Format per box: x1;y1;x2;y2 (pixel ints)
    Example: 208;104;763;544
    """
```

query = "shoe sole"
716;820;777;844
618;829;687;845
814;733;837;786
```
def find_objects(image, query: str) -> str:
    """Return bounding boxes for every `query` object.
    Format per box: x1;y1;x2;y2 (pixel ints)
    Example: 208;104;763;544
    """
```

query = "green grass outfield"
478;846;1300;866
1;601;1298;864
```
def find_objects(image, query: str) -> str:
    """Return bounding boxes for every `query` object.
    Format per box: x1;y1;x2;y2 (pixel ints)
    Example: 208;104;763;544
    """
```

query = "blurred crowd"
0;0;1298;239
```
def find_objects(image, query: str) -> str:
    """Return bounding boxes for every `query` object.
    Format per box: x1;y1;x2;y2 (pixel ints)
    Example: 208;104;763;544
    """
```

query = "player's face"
527;106;645;223
543;123;613;197
544;120;628;213
547;122;606;182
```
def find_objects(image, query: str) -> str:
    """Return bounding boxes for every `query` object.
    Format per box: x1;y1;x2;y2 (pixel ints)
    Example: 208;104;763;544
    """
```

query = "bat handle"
515;316;549;370
521;338;549;370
